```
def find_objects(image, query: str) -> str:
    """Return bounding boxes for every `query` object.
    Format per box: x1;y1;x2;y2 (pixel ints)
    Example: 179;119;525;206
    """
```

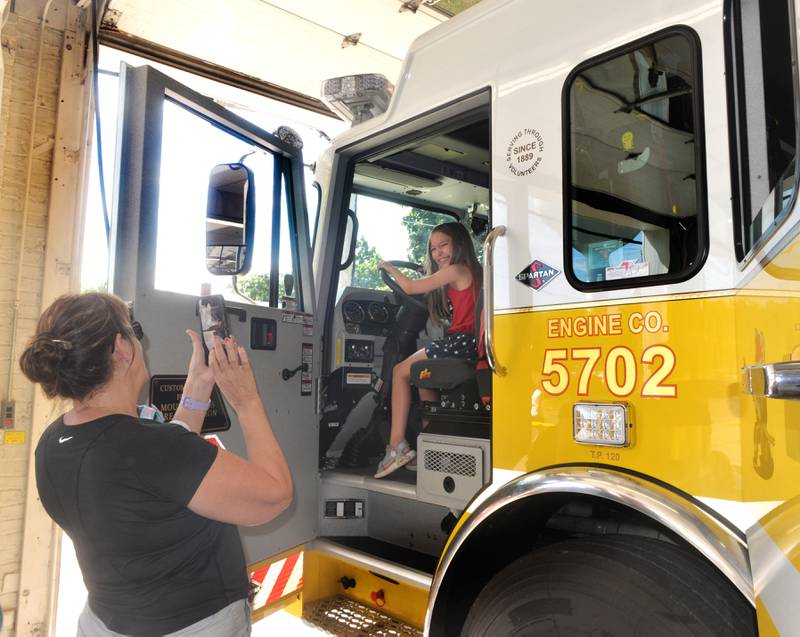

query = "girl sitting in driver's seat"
375;222;482;478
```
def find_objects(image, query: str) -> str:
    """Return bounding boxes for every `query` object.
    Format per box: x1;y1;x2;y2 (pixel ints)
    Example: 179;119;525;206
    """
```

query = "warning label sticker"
301;343;313;396
346;372;372;385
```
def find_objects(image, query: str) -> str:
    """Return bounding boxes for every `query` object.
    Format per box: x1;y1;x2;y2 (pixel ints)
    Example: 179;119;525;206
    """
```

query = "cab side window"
564;30;706;288
727;0;799;260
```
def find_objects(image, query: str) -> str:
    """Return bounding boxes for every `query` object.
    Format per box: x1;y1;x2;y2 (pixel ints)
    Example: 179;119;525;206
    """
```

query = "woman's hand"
184;329;214;390
172;330;215;433
209;335;261;412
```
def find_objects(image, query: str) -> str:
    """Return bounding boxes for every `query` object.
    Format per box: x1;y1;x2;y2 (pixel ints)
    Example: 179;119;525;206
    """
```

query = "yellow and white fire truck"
303;1;798;633
17;0;800;634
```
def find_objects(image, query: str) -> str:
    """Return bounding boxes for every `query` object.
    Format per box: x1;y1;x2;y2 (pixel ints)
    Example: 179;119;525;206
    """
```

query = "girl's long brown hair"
425;222;482;325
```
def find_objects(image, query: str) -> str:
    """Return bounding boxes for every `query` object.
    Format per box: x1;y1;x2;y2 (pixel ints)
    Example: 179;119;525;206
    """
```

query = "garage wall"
0;2;89;635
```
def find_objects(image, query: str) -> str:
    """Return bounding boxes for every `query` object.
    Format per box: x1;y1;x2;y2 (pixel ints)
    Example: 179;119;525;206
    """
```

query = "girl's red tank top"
447;279;477;335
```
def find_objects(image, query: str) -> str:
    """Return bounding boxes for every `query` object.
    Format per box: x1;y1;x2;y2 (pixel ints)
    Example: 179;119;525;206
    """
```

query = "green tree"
235;273;269;301
233;272;287;302
401;208;485;265
402;207;450;265
352;237;386;289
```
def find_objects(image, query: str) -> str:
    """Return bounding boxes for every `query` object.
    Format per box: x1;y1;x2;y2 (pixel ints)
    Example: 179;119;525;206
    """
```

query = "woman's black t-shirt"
35;414;249;636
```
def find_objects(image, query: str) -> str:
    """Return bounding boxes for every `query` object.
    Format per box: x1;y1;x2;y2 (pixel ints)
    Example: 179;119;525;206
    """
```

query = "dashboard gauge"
342;301;365;323
368;302;390;324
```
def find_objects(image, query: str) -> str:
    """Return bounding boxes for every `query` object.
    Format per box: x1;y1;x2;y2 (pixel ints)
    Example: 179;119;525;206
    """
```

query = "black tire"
462;536;755;636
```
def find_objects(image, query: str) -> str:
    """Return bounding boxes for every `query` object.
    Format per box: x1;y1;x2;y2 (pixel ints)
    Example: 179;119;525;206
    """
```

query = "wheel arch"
425;465;753;636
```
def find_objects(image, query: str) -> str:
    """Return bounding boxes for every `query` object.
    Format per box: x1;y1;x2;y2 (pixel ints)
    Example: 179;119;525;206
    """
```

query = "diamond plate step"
303;595;423;637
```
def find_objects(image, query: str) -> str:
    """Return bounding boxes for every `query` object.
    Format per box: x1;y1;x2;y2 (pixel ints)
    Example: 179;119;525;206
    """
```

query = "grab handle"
483;225;506;376
742;362;800;399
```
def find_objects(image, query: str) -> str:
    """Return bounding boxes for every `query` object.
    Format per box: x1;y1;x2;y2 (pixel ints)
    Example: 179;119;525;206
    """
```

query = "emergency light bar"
321;74;394;125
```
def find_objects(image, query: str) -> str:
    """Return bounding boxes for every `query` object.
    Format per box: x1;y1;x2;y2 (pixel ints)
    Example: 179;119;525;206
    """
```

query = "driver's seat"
413;358;476;391
408;290;491;433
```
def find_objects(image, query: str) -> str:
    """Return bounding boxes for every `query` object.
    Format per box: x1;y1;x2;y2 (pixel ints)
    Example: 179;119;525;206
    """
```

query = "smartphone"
197;295;230;361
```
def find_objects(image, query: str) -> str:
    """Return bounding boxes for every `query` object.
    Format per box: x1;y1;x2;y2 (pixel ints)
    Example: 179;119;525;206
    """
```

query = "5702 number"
541;345;676;398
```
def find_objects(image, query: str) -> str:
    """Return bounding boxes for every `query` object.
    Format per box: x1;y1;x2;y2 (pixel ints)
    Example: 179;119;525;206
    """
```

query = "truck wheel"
461;535;755;636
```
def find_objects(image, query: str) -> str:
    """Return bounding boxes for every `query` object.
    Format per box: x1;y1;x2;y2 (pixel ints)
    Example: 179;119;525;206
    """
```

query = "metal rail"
483;225;506;375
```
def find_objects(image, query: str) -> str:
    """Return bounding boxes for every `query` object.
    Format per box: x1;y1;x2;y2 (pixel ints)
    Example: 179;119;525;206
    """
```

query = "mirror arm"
231;275;256;305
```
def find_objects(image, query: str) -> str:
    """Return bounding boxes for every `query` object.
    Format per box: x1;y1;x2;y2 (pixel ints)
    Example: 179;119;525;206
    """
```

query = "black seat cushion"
410;358;475;390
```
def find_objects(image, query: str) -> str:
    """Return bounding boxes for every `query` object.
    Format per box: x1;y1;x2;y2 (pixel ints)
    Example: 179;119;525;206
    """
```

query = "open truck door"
109;64;318;618
727;1;800;633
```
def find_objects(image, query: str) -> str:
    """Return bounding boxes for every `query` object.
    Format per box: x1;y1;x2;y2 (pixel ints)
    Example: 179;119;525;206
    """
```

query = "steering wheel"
382;260;428;311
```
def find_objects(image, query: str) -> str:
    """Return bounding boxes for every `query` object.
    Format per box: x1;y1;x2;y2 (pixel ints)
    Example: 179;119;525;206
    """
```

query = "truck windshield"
340;193;455;293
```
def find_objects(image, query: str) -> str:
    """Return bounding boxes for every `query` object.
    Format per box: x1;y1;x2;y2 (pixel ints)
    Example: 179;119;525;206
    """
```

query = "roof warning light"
321;74;394;125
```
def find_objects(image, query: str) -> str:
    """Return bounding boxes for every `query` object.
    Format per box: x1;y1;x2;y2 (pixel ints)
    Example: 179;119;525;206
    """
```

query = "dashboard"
329;288;444;372
341;299;396;337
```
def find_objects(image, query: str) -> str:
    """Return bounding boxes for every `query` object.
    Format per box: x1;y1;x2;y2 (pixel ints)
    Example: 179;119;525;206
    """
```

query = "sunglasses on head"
131;321;144;341
112;312;144;353
126;302;144;341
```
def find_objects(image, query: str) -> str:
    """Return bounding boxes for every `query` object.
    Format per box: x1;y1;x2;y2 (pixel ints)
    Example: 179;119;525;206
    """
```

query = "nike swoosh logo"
58;435;73;443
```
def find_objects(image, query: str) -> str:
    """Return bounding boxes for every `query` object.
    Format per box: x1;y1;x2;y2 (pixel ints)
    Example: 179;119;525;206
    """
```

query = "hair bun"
20;292;128;400
19;334;71;387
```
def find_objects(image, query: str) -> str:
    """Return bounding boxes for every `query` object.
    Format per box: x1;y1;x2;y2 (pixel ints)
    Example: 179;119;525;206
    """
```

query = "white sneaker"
374;441;416;478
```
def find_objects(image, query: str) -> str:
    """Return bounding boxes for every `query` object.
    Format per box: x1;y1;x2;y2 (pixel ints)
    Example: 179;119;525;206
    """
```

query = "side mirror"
205;163;255;276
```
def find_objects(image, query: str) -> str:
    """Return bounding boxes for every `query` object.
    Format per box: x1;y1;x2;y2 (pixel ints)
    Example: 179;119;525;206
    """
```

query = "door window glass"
155;99;295;305
727;0;798;259
565;31;706;288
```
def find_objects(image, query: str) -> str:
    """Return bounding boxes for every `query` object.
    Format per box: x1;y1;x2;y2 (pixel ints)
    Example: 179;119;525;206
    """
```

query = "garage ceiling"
100;0;483;117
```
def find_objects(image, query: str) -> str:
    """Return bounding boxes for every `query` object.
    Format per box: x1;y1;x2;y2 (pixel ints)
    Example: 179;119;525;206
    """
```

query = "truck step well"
303;595;422;636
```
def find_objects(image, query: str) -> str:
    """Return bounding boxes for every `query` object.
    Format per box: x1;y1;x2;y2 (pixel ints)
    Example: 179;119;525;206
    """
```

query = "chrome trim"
482;225;506;375
742;362;800;399
425;467;753;633
308;538;432;590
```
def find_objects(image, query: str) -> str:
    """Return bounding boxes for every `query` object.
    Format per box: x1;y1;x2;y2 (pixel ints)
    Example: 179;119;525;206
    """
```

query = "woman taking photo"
19;293;292;636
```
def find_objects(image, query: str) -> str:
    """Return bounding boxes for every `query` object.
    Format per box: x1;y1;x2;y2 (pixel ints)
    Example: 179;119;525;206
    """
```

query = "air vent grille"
423;449;476;477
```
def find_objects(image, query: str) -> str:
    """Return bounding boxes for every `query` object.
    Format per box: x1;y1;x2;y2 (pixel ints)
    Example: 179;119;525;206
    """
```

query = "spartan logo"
515;260;560;291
